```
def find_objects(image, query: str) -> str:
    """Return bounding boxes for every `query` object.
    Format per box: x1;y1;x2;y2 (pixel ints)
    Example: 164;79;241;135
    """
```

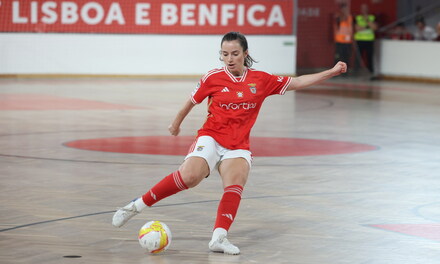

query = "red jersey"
191;67;292;150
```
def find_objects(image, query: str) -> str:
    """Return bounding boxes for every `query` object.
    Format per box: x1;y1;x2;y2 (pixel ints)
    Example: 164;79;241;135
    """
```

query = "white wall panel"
0;33;296;76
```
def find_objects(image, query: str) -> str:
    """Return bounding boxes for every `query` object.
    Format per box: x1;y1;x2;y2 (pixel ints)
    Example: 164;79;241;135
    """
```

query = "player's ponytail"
220;32;258;68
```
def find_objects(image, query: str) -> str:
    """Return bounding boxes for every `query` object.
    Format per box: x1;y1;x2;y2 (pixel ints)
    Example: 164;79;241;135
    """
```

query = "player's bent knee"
219;158;250;187
227;172;248;186
179;170;206;188
220;170;249;187
179;158;210;188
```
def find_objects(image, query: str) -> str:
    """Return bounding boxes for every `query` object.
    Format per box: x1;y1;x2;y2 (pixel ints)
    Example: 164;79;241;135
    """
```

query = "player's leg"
365;41;374;74
346;43;353;71
141;156;210;207
209;153;251;255
112;136;216;228
112;157;209;228
354;40;364;73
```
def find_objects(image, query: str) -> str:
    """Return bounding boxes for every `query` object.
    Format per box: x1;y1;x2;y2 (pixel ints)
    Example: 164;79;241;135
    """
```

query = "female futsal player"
113;32;347;255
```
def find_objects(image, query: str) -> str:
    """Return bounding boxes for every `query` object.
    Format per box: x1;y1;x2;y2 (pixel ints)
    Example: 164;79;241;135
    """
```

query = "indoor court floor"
0;76;439;263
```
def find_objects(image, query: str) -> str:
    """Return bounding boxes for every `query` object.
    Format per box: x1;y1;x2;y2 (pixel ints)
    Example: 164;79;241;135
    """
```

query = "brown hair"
220;32;257;67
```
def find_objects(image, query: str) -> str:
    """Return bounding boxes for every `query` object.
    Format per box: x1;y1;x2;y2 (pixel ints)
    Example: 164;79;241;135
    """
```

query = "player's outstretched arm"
168;98;196;136
286;61;347;91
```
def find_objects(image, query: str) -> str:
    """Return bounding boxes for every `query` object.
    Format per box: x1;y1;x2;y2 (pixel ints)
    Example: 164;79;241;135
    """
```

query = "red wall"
296;0;396;69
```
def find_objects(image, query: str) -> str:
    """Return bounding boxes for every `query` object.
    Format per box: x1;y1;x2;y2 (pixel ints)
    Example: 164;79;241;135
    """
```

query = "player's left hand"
168;124;180;136
332;61;347;76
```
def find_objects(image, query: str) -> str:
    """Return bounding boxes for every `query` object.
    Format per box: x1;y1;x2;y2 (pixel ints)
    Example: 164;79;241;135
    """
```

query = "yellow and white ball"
138;221;172;253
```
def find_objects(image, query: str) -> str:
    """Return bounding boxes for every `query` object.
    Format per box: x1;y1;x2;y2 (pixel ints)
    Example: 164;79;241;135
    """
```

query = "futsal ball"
138;221;172;253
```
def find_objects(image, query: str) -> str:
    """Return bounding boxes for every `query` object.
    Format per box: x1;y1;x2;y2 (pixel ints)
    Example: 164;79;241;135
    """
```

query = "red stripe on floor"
371;224;440;242
64;136;377;157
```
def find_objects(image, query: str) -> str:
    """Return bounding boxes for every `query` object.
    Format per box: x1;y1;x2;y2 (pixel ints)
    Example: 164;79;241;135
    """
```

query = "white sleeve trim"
280;77;292;95
190;95;199;105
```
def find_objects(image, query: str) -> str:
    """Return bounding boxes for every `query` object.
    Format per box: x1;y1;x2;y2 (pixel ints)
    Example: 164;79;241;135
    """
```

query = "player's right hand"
332;61;347;76
168;124;180;136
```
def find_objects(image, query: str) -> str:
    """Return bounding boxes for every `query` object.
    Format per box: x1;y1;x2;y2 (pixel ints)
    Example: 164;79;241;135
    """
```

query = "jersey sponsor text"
219;102;257;110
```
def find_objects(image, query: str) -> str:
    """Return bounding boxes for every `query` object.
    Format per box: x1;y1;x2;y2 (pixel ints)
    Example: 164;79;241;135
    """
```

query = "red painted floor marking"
0;94;142;110
65;136;377;157
371;224;440;242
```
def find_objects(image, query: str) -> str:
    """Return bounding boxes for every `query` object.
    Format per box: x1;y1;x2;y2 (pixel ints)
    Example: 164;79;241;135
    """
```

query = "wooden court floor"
0;76;439;263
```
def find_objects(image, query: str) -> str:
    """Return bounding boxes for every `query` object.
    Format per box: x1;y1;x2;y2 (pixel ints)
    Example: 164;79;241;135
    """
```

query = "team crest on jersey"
236;91;244;98
248;83;257;94
197;145;204;151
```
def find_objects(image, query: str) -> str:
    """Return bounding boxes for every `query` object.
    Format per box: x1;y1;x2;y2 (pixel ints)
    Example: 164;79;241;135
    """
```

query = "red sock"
214;185;243;231
142;171;188;206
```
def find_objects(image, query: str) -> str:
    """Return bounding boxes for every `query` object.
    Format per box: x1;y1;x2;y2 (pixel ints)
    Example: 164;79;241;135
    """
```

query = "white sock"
134;197;147;211
212;227;227;241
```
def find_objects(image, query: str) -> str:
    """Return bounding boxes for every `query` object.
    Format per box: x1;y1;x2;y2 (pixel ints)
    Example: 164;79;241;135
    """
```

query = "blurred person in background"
414;18;437;41
435;22;440;41
354;3;378;77
333;3;354;71
387;23;413;40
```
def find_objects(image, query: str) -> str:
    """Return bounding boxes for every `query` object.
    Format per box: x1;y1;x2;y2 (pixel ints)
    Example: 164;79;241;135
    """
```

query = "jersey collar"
224;66;248;83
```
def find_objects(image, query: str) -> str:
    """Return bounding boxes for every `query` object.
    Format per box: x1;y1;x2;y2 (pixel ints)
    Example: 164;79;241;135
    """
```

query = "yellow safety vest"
354;15;375;41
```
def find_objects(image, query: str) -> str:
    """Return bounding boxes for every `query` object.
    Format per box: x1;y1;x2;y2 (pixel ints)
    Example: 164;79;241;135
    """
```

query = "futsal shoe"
209;234;240;255
112;199;140;228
